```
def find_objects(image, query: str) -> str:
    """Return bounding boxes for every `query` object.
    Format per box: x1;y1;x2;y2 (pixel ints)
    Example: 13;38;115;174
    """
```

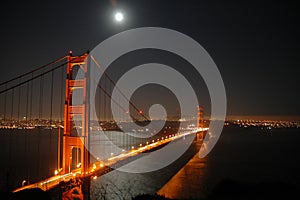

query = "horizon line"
225;115;300;121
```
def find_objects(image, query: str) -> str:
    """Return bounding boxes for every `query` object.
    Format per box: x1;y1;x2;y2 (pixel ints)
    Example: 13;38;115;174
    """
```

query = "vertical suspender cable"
17;78;21;122
104;75;106;125
25;80;30;184
3;84;7;121
8;88;14;191
10;89;14;122
16;78;22;186
28;72;33;184
100;82;102;161
104;76;107;157
2;85;9;190
37;74;44;179
58;65;64;170
118;83;122;151
49;69;54;175
108;79;112;155
29;73;33;122
2;84;7;189
25;82;29;123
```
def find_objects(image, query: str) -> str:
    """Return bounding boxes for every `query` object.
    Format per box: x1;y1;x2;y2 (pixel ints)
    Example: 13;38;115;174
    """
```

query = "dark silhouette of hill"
1;188;51;200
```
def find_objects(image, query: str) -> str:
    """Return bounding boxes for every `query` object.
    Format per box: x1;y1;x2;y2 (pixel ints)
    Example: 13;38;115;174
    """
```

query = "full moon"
115;12;124;22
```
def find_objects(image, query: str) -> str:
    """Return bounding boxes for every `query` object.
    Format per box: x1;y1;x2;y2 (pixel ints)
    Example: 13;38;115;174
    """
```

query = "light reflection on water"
157;148;208;199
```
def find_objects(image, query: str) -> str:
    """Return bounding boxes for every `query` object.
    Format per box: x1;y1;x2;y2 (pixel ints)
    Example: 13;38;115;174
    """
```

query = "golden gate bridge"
0;51;206;199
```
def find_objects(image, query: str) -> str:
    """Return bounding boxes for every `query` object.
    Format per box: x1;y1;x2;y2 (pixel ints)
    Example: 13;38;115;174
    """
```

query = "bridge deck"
13;129;206;193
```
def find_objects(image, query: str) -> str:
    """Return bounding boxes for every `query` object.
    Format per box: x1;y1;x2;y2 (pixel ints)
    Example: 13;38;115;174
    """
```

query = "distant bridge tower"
197;106;205;140
62;52;90;174
197;106;204;129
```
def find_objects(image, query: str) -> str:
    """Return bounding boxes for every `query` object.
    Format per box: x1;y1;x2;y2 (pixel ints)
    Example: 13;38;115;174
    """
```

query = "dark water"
1;126;300;199
0;129;59;192
206;126;300;186
158;125;300;199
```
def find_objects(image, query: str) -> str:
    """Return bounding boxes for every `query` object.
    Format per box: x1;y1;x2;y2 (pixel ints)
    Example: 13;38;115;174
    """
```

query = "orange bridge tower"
62;52;90;175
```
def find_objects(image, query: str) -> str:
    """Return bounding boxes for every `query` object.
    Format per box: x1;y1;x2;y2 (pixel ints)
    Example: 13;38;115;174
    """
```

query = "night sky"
1;0;299;119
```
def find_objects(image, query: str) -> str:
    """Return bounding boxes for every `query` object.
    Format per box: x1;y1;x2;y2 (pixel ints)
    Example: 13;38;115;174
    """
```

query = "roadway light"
22;180;27;187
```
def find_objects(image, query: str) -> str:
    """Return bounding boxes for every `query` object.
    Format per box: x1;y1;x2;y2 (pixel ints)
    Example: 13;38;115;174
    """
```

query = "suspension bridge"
0;51;206;199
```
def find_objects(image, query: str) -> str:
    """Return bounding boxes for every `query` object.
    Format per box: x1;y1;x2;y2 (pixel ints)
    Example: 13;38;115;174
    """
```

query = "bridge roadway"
13;128;207;193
